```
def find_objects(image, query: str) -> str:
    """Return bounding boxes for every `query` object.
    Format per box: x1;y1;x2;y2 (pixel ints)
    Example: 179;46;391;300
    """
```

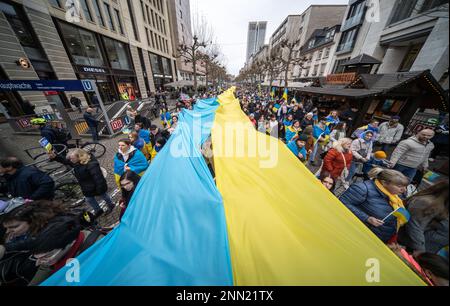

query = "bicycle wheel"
54;182;84;203
82;142;107;159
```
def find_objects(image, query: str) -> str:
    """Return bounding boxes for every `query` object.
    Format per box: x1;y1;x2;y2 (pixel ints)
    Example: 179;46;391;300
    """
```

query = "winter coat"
390;136;435;169
351;133;373;161
339;180;398;243
377;122;404;145
83;112;100;128
54;155;107;197
398;196;449;253
301;118;314;130
287;141;307;162
3;166;54;200
322;148;353;179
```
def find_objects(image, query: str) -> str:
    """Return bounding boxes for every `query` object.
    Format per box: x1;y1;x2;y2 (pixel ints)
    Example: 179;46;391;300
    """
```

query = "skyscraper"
246;21;267;62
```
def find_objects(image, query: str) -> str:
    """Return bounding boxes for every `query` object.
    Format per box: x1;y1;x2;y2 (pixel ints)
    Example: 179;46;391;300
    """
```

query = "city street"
0;0;448;290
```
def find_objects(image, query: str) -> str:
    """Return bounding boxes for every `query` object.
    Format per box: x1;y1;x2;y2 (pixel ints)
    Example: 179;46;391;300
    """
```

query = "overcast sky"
190;0;349;76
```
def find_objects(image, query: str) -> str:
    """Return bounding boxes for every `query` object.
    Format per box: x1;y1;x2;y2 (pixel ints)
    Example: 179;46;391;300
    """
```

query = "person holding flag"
282;88;288;102
270;87;276;100
339;168;411;243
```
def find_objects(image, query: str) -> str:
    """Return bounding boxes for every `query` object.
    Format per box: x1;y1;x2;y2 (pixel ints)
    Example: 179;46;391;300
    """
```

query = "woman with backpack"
49;149;114;215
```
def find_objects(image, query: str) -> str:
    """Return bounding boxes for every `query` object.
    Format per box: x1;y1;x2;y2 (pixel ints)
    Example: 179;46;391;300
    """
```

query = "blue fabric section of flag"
393;207;411;223
41;98;233;286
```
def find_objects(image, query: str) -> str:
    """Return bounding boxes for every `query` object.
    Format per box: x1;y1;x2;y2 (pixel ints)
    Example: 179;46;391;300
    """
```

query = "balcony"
340;10;365;32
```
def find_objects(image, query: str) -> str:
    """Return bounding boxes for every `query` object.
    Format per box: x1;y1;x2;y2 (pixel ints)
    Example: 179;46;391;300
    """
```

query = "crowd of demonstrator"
0;87;448;286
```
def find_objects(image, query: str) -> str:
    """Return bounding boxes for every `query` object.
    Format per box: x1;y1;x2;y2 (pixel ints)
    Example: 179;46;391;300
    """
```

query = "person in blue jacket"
325;110;340;129
339;168;410;243
134;123;151;144
288;135;308;163
114;139;149;187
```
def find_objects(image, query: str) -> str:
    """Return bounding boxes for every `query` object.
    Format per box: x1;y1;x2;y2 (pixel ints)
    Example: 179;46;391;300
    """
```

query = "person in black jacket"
49;149;114;215
69;95;83;113
0;200;67;285
83;108;103;143
149;125;170;147
0;157;55;201
135;112;152;130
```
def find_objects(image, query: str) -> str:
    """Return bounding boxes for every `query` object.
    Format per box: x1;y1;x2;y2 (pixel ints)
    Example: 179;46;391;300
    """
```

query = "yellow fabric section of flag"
211;87;425;286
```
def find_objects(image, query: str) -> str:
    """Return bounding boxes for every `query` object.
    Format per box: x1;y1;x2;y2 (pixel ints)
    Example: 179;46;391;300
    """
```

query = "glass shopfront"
57;21;139;103
149;52;173;90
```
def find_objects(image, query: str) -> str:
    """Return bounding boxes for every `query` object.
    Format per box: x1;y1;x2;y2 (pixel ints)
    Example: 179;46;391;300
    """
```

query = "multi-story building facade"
167;0;205;82
246;21;267;62
0;0;178;119
328;0;449;88
298;25;341;79
267;5;347;84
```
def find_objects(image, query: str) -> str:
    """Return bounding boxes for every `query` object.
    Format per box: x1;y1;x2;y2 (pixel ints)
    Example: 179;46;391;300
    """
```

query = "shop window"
59;22;105;67
149;52;163;75
398;43;424;72
104;37;132;70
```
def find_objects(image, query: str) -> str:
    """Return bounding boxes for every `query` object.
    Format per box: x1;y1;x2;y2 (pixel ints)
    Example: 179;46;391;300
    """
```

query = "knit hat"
374;151;387;159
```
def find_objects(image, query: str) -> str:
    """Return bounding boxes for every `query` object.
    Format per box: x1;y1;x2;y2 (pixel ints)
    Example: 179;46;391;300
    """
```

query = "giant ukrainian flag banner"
42;88;425;286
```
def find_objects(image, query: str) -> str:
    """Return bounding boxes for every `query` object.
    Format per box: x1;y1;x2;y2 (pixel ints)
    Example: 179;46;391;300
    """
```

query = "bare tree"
277;38;307;89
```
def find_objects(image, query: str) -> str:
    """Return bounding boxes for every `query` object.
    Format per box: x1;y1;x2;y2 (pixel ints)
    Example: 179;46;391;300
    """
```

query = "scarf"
374;179;407;231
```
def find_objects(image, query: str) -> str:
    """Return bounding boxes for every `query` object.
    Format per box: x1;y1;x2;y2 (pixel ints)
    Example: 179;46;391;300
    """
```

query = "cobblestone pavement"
0;99;177;228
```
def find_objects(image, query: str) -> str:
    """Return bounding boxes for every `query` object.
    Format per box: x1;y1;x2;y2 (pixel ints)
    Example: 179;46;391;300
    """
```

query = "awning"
298;86;381;99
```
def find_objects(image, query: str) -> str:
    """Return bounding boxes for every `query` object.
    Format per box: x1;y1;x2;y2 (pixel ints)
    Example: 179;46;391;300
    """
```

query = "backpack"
53;127;72;143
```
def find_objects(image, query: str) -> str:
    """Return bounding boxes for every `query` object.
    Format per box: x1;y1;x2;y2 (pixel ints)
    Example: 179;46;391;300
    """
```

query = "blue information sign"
0;80;86;92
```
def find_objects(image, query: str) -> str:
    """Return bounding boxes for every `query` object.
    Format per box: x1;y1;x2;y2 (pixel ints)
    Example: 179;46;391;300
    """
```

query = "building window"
151;9;156;28
48;0;62;8
389;0;418;25
114;9;124;35
337;28;358;52
92;0;105;27
140;1;146;23
103;37;132;70
150;30;155;48
332;57;350;74
346;0;365;20
145;28;151;46
127;0;139;41
419;0;448;13
59;21;105;67
103;2;115;31
398;43;424;72
146;5;150;25
324;47;330;58
80;0;94;22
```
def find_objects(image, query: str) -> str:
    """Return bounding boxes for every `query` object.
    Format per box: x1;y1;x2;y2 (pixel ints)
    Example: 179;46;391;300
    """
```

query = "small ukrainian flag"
270;87;275;98
393;207;411;225
282;88;288;101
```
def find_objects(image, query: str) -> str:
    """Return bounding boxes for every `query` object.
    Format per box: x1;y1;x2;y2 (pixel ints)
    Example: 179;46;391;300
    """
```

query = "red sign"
326;72;357;85
110;118;125;132
17;118;32;129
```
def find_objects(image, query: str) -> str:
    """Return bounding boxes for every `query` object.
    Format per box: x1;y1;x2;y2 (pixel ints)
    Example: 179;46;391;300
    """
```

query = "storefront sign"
80;66;107;74
326;73;357;85
110;118;125;132
0;80;85;92
17;118;32;129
